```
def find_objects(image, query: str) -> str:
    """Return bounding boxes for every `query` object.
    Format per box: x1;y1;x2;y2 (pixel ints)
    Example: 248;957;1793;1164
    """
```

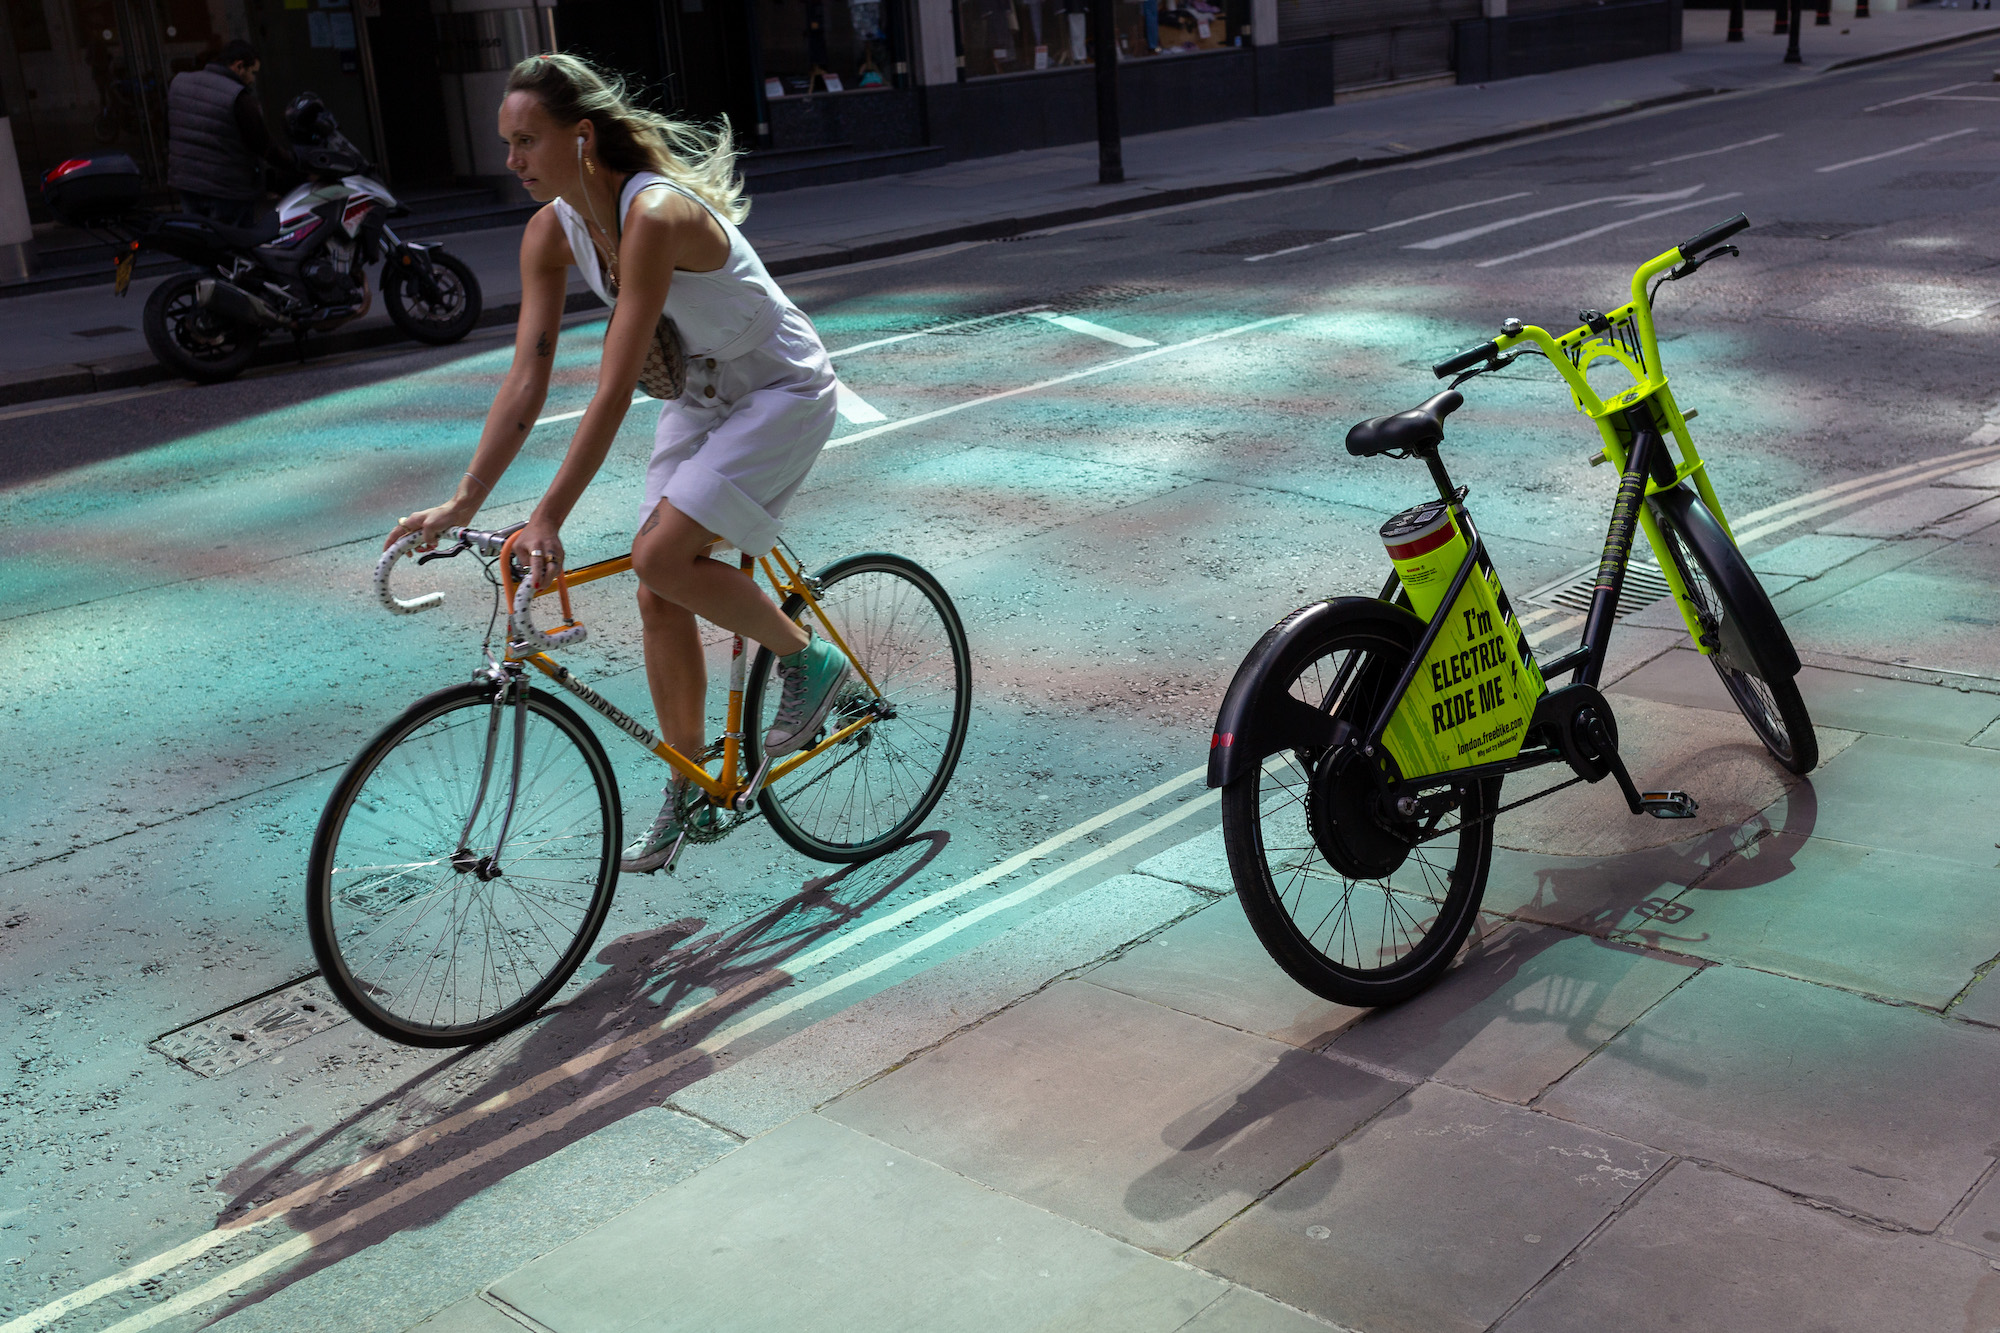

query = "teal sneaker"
765;628;855;757
620;779;717;874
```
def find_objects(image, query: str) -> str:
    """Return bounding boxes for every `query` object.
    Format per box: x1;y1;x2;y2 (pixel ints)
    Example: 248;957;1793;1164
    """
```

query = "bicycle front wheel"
744;553;972;862
1650;498;1817;775
307;682;621;1047
1219;601;1497;1008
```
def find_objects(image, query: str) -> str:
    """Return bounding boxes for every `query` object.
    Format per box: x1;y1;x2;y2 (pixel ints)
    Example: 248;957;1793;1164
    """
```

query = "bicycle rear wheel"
307;682;621;1047
1219;601;1497;1008
1650;501;1817;775
744;553;972;862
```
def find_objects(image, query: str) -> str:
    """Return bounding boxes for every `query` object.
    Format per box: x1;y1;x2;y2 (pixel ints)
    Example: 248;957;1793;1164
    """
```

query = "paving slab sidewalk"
303;476;2000;1333
9;7;2000;408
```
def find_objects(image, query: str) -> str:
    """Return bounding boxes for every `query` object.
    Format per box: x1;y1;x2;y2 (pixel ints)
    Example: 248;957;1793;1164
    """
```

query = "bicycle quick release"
1378;498;1546;777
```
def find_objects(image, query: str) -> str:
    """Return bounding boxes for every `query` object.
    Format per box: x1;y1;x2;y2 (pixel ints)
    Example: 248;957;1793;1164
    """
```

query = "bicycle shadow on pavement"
202;831;948;1322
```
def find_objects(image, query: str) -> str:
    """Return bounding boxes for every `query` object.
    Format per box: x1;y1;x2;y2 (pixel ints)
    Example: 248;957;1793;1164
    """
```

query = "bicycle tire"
1219;600;1497;1008
307;681;621;1047
1650;499;1818;775
743;553;972;862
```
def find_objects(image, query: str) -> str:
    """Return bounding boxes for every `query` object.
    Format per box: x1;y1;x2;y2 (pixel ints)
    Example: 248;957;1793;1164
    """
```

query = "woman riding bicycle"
388;52;850;874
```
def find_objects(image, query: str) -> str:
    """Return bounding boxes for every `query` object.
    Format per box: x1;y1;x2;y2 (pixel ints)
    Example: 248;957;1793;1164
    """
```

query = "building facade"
1;0;1682;221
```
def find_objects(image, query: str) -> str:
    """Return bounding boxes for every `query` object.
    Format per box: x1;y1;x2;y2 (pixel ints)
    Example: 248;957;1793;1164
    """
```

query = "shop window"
955;0;1243;79
758;0;896;98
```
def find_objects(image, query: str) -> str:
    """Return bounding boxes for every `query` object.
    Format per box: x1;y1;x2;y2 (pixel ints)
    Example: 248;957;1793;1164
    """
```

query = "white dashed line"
1816;128;1977;173
1405;185;1705;251
1474;193;1742;268
1031;312;1158;348
833;379;888;423
1647;133;1782;167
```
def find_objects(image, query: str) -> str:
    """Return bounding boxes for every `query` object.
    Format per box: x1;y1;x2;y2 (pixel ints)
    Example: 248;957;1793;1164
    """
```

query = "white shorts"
640;305;837;555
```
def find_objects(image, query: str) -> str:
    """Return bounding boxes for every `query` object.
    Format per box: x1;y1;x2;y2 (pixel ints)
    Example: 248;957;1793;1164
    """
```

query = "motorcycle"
44;92;483;385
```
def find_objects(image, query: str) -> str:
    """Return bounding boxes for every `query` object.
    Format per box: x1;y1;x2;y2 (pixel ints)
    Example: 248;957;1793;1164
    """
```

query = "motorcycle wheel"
383;251;482;345
144;273;261;384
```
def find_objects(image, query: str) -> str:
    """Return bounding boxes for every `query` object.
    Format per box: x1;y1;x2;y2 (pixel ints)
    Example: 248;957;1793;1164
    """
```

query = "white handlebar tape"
510;574;589;651
374;531;446;615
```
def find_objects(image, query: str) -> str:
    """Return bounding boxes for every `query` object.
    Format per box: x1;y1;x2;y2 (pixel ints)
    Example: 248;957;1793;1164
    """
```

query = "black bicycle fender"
1649;485;1801;681
1208;597;1422;788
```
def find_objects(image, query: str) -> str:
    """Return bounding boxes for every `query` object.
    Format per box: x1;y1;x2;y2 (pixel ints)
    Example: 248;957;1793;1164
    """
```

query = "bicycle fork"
452;666;530;880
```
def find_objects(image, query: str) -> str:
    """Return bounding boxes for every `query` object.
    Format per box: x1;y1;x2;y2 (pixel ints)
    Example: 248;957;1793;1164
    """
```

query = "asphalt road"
5;39;2000;1331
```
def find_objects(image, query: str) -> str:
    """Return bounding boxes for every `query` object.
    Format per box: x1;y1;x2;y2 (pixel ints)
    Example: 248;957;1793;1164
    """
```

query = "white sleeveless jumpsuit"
552;171;837;556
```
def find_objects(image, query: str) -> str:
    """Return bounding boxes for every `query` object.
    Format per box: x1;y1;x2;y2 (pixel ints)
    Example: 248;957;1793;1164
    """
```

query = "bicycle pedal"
1639;791;1699;819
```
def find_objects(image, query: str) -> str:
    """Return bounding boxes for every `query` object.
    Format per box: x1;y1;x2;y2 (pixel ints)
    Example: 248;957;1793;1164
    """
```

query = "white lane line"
1732;432;2000;526
3;763;1211;1333
1816;128;1977;173
1476;193;1741;268
1647;133;1782;167
1032;311;1158;348
828;303;1054;358
826;314;1300;450
68;777;1223;1333
1863;81;1982;113
1733;446;2000;545
1930;95;2000;103
1244;232;1362;263
1405;184;1705;250
1240;193;1540;263
1516;605;1569;627
535;390;645;427
833;378;888;423
1527;613;1587;648
780;239;990;286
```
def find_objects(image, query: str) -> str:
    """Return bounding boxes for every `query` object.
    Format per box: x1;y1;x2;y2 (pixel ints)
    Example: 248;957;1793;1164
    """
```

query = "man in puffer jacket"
166;39;292;228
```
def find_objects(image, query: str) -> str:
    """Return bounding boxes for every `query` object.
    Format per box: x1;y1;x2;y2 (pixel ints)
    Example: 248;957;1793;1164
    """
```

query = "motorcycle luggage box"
42;154;143;225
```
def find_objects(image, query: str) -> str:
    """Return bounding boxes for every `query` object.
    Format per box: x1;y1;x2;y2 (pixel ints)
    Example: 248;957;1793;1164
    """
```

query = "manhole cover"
1522;561;1675;619
151;977;348;1077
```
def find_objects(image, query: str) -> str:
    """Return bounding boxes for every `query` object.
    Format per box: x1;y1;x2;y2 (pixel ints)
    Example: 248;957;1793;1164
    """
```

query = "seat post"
1416;446;1456;503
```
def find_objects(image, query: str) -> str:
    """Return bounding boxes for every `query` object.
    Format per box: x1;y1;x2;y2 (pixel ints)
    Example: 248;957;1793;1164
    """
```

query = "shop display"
953;0;1245;79
758;0;896;99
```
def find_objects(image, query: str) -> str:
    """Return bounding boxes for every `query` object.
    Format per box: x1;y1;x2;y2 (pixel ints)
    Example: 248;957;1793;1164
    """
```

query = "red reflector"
1211;732;1233;749
44;158;93;184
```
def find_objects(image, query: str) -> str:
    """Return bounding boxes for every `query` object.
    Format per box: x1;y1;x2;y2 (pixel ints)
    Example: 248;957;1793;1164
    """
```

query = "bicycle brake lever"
1667;245;1739;282
1448;351;1518;390
417;537;471;565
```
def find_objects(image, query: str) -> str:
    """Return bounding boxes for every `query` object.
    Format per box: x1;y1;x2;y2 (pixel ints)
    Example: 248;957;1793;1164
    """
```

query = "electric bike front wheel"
307;682;621;1047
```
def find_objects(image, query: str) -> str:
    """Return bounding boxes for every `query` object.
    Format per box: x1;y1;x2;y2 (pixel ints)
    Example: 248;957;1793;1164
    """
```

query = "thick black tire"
1219;600;1498;1008
143;272;260;384
743;553;972;862
383;250;483;345
1650;502;1818;775
307;682;621;1047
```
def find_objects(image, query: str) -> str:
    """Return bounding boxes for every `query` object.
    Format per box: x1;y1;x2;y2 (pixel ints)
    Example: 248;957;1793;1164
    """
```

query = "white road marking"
780;239;990;286
1244;233;1362;263
1731;432;2000;528
1240;193;1539;263
1647;133;1782;167
1863;81;1982;113
826;314;1300;450
828;303;1054;357
1732;444;2000;545
3;763;1212;1333
535;390;645;427
1405;184;1706;250
1527;613;1587;648
1031;311;1158;347
1475;193;1742;268
0;381;183;422
1816;128;1978;173
833;378;889;423
1928;95;2000;103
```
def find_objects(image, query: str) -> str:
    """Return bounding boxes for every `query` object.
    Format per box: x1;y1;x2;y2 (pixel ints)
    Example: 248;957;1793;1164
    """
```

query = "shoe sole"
765;660;857;757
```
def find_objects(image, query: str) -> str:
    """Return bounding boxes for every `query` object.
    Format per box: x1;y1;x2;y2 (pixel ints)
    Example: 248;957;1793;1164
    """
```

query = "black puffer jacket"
168;64;258;199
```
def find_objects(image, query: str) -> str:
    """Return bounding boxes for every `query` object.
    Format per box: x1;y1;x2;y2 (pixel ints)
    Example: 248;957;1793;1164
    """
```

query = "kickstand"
1582;713;1700;819
291;332;307;364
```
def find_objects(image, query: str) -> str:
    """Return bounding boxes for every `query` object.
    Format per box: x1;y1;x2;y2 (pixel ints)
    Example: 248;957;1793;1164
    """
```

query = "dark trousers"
180;192;259;229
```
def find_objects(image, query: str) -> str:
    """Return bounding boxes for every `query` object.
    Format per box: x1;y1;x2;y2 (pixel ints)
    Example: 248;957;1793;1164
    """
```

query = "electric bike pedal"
1639;791;1699;819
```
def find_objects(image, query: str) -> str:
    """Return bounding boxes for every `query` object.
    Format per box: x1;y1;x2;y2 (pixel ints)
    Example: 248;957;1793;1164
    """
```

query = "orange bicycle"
306;523;971;1046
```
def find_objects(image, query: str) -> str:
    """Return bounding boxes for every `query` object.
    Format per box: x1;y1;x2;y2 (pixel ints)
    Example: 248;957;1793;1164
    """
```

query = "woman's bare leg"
636;583;706;758
631;502;810;662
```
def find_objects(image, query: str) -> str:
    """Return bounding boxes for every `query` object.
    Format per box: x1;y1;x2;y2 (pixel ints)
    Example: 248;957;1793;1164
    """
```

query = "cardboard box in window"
1159;11;1229;51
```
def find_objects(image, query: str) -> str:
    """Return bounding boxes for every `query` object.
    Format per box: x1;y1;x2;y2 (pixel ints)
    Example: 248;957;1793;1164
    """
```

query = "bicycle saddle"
1346;390;1464;457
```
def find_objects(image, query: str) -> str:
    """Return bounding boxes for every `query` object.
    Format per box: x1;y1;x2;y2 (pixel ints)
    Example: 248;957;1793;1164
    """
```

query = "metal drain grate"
1754;220;1870;240
1522;560;1674;619
151;977;347;1077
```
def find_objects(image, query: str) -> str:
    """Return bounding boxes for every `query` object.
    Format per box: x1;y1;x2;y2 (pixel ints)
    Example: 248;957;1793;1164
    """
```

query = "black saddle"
1346;390;1464;458
152;211;280;249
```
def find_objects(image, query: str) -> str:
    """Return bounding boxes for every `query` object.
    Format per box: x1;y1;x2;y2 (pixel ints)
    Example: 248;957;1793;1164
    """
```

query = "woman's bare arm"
390;207;573;546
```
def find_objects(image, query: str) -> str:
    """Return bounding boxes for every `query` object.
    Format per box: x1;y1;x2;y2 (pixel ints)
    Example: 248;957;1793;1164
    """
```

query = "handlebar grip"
1433;340;1499;380
1678;212;1750;260
510;577;589;653
374;531;448;615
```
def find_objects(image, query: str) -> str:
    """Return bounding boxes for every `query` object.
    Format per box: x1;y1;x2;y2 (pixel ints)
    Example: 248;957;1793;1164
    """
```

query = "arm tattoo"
535;331;552;358
638;510;661;536
516;420;529;434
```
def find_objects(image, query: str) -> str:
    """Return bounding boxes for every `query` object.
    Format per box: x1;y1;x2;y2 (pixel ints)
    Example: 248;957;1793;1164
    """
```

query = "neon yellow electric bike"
1211;213;1815;1007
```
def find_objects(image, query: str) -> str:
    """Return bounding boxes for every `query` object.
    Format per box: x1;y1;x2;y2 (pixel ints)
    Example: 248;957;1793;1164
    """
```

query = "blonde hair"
506;52;749;224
